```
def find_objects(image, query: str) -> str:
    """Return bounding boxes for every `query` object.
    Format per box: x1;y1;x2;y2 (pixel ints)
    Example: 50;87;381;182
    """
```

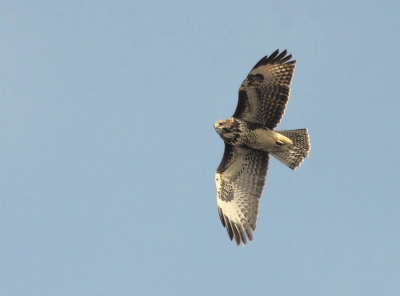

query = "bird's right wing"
215;144;269;246
232;49;296;130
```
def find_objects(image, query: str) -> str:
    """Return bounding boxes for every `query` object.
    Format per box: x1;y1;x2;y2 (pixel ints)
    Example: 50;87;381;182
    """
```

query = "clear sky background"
1;1;400;295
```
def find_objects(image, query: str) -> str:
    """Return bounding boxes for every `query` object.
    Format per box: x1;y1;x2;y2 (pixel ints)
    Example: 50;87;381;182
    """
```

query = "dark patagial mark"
232;90;249;119
216;144;236;174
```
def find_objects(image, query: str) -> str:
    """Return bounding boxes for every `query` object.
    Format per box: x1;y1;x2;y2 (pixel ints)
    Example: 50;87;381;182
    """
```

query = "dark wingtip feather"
236;224;247;246
280;53;292;63
275;49;287;61
251;49;295;70
251;55;269;70
231;222;241;246
265;49;279;63
218;207;226;227
224;216;234;241
244;227;253;242
250;221;256;231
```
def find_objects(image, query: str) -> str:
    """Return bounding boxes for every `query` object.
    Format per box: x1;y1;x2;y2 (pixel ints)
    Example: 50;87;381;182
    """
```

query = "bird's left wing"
215;144;269;246
232;49;296;130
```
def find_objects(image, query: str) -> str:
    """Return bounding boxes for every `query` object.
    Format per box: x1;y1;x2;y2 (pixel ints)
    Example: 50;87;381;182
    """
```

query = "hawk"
214;49;310;246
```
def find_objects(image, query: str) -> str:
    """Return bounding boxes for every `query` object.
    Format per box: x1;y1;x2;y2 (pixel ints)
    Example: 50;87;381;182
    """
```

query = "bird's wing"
232;49;296;130
215;144;269;246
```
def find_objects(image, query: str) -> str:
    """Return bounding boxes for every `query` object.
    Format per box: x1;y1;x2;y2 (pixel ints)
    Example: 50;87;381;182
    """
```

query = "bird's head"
214;118;243;141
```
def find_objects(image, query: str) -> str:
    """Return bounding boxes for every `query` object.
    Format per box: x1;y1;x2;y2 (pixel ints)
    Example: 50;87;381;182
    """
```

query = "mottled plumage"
214;49;311;246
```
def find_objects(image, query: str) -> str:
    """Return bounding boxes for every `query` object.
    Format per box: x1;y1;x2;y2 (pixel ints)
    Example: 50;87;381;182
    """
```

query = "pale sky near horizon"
1;1;400;295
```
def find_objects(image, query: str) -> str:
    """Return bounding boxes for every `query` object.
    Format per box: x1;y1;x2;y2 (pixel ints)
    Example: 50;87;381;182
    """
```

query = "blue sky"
1;1;400;295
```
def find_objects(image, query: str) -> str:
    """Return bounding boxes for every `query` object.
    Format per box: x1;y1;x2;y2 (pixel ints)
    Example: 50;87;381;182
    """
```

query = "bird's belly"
250;129;292;152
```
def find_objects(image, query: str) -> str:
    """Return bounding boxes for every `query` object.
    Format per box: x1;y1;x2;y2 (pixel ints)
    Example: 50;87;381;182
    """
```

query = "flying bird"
214;49;310;246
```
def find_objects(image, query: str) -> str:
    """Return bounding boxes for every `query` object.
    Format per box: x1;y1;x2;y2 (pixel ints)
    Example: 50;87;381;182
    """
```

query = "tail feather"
270;129;310;170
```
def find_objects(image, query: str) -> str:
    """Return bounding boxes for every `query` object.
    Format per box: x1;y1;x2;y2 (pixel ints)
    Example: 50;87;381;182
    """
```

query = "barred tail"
270;129;310;170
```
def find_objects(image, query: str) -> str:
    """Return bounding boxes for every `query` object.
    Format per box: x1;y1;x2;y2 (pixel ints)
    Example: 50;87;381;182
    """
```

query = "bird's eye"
219;123;223;126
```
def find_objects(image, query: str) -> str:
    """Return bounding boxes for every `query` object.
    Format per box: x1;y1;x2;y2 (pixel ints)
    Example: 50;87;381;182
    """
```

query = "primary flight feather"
214;49;311;246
